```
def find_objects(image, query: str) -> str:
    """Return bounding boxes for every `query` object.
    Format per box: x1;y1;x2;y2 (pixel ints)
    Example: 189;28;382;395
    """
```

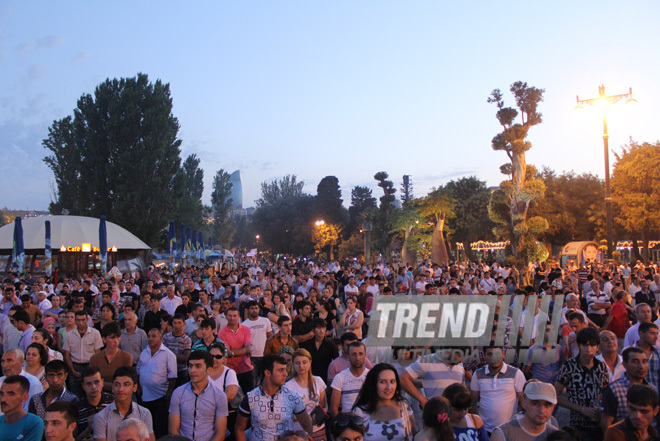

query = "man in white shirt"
242;301;272;383
330;341;369;417
160;285;182;316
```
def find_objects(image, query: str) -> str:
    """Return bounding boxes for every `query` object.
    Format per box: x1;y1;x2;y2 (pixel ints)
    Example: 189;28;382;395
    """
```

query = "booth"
559;241;601;268
0;215;150;277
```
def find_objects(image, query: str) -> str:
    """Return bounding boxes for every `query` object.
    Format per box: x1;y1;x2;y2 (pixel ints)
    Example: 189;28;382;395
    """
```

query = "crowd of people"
1;257;659;441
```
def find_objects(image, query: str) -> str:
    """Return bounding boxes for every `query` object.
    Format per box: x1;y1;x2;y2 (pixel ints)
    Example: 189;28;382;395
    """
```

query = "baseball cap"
524;381;557;404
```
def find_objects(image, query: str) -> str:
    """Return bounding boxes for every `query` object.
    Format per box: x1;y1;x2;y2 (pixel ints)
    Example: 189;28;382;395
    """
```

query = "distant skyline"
2;2;659;211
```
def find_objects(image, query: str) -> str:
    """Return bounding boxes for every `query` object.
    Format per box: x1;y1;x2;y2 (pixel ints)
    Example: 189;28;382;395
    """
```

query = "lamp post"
575;85;636;259
255;234;260;256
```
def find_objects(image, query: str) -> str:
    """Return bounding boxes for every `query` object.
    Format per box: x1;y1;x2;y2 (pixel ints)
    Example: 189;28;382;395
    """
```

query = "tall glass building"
228;170;243;210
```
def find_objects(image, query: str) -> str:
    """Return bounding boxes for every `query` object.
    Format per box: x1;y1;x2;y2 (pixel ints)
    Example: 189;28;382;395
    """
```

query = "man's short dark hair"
3;375;29;394
576;327;600;346
622;346;646;363
262;355;287;376
101;322;122;338
311;318;326;329
200;318;216;330
296;300;311;313
45;359;68;374
113;366;138;384
12;309;30;325
74;309;87;318
567;311;586;323
340;332;358;344
173;313;186;322
226;307;239;315
639;322;659;334
628;384;658;408
188;350;213;369
277;315;291;326
246;300;259;309
46;400;79;425
347;341;365;354
81;366;102;381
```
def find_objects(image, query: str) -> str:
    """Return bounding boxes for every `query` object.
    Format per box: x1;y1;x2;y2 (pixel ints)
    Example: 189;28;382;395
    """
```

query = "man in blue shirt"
0;375;44;441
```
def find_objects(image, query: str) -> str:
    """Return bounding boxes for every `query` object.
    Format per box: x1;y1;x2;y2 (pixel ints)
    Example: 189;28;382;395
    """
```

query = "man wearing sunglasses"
235;354;314;441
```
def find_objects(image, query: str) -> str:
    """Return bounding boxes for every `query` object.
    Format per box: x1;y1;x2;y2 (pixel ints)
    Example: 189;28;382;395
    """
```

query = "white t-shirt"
242;317;272;357
331;368;370;412
405;355;464;399
285;376;327;431
209;366;239;393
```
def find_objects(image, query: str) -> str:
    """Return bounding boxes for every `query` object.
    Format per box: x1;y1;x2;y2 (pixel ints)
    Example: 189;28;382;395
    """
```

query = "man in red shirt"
217;307;254;394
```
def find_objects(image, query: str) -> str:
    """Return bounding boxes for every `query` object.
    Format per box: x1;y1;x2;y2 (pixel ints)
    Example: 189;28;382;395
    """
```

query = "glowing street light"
575;85;636;258
315;220;325;226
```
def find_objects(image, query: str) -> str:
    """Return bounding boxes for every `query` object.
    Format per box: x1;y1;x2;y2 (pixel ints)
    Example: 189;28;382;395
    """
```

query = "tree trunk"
431;219;449;264
642;229;650;264
462;241;478;263
632;235;643;263
401;228;416;266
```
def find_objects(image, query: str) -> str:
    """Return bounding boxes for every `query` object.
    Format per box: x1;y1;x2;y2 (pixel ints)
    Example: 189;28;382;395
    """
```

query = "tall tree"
611;140;660;262
530;168;606;250
252;175;315;254
487;81;548;272
256;175;304;207
211;169;234;247
401;175;413;207
389;206;421;266
348;186;377;235
418;188;455;264
315;176;346;226
173;154;205;229
443;176;495;262
373;172;397;256
43;73;183;245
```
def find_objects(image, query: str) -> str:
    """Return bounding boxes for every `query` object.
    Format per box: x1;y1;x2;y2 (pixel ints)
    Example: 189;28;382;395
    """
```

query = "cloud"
35;35;63;49
21;65;47;92
16;35;64;53
71;51;91;64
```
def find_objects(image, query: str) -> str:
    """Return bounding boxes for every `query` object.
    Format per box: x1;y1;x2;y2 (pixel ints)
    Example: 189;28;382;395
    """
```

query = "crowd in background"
1;256;660;441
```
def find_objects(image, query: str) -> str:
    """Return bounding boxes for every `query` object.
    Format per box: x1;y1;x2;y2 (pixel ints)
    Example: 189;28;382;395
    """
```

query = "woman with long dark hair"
413;397;455;441
352;363;415;441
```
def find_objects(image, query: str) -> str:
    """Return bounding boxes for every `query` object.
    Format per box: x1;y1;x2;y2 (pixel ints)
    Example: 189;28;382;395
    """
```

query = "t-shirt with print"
285;376;327;432
331;367;370;412
238;385;306;441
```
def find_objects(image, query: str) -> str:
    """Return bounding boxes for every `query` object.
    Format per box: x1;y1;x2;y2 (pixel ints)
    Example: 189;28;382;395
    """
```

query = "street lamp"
575;85;636;259
255;234;260;255
315;220;325;227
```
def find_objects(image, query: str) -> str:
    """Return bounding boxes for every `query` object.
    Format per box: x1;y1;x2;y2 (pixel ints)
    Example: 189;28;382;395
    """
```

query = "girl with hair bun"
441;383;488;441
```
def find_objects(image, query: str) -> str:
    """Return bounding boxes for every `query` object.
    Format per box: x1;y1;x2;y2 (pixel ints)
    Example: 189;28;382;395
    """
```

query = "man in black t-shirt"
292;300;314;343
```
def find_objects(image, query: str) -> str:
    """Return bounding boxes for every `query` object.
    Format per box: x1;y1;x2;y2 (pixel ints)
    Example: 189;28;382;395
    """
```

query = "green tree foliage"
418;188;455;264
487;81;548;271
312;222;342;260
256;175;304;207
443;177;494;261
530;168;605;249
348;186;377;235
173;154;206;230
337;232;365;260
373;172;397;256
211;169;234;247
252;175;314;254
43;73;183;246
389;206;422;266
315;176;347;226
612;140;660;262
401;175;413;207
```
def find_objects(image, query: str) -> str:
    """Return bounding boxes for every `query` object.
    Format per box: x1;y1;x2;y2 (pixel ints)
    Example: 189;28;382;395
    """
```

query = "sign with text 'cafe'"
59;243;118;253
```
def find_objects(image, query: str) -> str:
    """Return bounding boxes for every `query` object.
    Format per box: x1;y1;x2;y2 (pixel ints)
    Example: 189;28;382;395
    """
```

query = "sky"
2;1;660;211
